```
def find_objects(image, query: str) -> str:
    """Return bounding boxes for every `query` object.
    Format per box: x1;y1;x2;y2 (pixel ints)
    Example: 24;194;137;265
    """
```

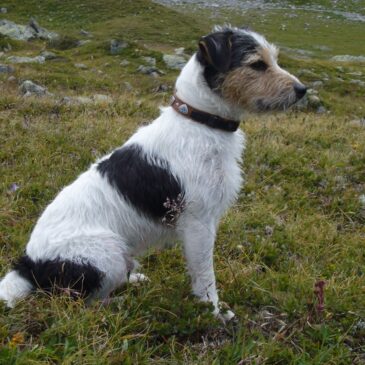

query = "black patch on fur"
13;255;103;298
249;60;268;72
229;32;258;69
197;29;258;91
97;144;184;220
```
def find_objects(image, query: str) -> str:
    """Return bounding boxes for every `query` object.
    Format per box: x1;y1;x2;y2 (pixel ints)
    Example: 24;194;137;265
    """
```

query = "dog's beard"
254;92;300;112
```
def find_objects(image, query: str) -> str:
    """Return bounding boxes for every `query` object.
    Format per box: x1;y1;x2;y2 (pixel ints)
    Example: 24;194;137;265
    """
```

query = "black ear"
198;31;233;73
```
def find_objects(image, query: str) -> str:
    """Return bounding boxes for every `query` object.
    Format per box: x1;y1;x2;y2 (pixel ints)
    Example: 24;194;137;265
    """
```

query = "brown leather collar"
170;93;240;132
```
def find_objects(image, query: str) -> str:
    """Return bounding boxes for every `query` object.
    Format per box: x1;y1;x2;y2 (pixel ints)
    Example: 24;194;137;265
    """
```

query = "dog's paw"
128;273;149;283
217;309;236;324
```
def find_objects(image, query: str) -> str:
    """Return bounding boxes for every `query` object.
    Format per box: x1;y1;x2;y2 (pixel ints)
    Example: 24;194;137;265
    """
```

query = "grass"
0;0;365;363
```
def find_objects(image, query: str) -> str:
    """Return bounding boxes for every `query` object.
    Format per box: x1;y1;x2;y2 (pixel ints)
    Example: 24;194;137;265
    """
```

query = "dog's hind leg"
75;233;135;301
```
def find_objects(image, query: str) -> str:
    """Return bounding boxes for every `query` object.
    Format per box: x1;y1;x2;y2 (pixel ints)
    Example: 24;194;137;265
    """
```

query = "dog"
0;25;306;320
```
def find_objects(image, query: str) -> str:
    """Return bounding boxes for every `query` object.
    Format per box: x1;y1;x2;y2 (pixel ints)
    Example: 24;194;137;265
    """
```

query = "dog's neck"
174;54;244;122
170;93;240;132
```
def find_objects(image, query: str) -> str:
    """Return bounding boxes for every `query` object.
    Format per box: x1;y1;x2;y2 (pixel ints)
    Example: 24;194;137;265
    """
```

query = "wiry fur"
0;26;306;320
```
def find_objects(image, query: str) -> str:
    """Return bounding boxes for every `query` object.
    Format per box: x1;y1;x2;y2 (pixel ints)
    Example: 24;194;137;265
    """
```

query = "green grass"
1;0;365;364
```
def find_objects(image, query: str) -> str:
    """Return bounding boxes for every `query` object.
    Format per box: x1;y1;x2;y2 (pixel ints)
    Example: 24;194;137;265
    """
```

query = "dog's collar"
170;93;240;132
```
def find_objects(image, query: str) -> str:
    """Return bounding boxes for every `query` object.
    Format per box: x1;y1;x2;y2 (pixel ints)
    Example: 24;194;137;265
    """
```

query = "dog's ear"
240;25;253;31
198;31;233;73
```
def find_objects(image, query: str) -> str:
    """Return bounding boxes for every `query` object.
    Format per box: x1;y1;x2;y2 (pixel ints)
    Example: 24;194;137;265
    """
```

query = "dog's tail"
0;269;33;308
0;255;103;308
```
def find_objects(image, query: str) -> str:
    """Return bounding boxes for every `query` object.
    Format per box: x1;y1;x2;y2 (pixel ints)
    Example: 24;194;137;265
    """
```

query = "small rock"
280;24;287;31
7;55;45;64
0;19;34;41
120;60;130;66
353;319;365;331
316;106;327;114
347;71;362;76
163;54;186;70
0;51;4;57
307;88;318;95
61;96;96;106
349;118;365;127
153;84;169;93
77;40;91;47
60;96;73;105
318;180;328;188
313;45;331;52
28;18;59;41
312;80;324;89
308;95;321;107
110;39;128;55
350;79;365;87
293;49;314;58
331;55;365;63
0;64;14;73
0;8;7;14
93;94;113;103
7;75;16;82
74;63;88;69
80;29;92;37
174;47;185;56
142;56;156;66
74;96;93;104
19;80;50;97
40;50;57;60
264;225;274;236
137;65;163;75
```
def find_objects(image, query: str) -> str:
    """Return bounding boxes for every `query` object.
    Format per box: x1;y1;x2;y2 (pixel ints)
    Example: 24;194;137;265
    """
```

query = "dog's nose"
294;83;307;99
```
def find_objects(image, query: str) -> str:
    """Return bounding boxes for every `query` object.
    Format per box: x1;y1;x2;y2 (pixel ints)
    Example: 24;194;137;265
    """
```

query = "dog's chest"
204;149;241;196
178;143;243;217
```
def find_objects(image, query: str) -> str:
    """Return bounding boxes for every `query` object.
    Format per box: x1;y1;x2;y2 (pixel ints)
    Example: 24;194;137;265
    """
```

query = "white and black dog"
0;26;306;320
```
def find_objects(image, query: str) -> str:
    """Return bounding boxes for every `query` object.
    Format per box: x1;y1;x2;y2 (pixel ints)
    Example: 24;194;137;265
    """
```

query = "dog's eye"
249;60;268;71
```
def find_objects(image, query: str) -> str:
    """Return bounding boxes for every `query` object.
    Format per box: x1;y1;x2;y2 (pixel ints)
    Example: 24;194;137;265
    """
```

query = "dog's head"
196;26;306;112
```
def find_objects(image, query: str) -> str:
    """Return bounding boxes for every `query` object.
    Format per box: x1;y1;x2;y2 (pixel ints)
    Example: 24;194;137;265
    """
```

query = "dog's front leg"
182;220;235;322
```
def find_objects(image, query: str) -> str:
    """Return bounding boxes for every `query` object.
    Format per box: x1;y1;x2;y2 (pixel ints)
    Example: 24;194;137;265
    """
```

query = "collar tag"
178;104;188;114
